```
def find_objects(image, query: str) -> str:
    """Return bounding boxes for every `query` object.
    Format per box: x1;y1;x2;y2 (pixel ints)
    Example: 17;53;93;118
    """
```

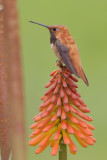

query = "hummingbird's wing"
69;43;89;86
56;40;89;86
56;40;79;78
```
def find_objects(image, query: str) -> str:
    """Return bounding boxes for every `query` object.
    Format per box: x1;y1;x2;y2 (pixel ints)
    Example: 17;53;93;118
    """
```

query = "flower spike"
29;64;95;156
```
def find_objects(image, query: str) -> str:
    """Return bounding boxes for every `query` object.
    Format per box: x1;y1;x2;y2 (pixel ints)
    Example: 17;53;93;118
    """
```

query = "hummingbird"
29;21;89;86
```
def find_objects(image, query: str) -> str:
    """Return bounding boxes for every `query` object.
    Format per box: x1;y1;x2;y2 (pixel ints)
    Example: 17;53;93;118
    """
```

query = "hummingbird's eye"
53;28;57;31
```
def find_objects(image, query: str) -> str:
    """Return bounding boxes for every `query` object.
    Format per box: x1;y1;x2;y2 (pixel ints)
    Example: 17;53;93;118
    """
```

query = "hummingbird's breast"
51;43;63;61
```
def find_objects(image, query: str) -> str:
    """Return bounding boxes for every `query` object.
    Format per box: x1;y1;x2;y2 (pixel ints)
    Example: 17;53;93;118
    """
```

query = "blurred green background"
18;0;107;159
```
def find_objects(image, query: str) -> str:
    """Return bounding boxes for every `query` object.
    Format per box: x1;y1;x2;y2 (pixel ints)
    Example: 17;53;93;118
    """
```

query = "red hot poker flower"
29;64;96;156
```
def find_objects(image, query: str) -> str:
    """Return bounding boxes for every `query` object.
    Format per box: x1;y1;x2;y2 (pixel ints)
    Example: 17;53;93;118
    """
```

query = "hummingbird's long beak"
29;21;49;28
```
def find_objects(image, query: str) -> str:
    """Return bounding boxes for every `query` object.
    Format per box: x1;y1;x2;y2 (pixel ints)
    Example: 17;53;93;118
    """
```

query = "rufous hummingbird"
29;21;89;86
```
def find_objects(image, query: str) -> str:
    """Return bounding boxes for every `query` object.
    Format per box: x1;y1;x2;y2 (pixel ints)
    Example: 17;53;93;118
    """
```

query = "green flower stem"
59;138;67;160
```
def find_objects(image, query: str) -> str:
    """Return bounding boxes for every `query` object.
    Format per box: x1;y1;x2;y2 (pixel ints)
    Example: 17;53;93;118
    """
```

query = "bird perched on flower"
29;21;89;86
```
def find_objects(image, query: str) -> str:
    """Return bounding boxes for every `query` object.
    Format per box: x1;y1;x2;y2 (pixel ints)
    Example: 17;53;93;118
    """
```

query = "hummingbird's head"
29;21;70;39
48;25;70;39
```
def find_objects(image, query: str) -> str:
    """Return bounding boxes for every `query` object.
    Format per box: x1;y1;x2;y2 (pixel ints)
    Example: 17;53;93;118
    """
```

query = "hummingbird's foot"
56;60;63;68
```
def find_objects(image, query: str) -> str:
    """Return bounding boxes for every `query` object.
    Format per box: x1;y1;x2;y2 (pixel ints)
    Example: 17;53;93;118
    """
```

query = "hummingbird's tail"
78;67;89;86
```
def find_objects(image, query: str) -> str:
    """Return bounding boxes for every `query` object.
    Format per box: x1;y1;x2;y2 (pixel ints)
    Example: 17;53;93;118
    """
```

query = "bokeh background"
18;0;107;159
